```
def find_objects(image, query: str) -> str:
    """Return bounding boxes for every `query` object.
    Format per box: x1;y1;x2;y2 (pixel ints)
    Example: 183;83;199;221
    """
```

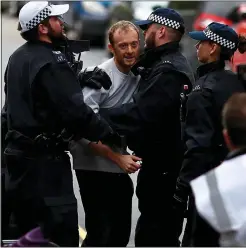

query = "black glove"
78;66;112;90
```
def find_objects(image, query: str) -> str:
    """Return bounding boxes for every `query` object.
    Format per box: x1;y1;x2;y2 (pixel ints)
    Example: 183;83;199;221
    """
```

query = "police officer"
99;8;195;247
191;92;246;247
173;23;246;246
2;1;120;246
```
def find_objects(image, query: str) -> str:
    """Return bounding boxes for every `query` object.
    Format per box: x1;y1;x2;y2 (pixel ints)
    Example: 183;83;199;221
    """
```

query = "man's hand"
87;141;141;173
114;154;142;174
78;66;112;90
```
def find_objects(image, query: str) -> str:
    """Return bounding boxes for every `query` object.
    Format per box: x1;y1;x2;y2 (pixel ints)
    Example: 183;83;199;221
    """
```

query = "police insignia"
193;85;201;91
52;50;67;63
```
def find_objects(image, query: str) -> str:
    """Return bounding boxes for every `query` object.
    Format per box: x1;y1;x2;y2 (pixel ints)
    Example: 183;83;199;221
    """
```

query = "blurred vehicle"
229;3;246;72
1;1;26;17
65;1;114;44
1;1;9;12
185;1;245;74
132;1;169;22
193;1;244;31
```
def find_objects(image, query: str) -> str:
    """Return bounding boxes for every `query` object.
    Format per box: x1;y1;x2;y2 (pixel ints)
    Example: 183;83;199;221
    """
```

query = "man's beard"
47;26;66;46
144;31;156;51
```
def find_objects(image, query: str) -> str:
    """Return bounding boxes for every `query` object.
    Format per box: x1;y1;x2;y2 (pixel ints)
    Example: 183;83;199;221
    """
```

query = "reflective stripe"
205;171;232;230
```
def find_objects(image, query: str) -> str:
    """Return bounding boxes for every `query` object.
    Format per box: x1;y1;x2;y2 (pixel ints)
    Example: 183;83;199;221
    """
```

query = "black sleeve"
100;71;183;136
178;88;216;191
1;84;8;169
35;63;112;142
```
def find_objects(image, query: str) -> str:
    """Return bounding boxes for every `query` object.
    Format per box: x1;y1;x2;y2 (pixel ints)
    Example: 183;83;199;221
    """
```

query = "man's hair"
18;17;50;42
222;92;246;147
165;26;183;42
108;20;139;45
154;24;183;42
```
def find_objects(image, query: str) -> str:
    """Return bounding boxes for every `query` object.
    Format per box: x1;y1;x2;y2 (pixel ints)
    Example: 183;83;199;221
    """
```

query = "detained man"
70;21;142;247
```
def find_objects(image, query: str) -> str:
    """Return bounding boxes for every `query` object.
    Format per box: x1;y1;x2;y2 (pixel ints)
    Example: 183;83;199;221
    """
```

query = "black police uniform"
100;41;195;246
2;40;115;247
176;60;246;247
1;97;15;241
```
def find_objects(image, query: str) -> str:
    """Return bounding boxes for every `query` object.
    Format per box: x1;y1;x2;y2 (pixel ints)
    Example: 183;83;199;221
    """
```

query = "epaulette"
162;60;172;64
52;50;67;63
192;85;201;92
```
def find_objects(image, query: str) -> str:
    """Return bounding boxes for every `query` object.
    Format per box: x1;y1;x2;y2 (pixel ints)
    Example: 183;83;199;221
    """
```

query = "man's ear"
38;24;48;35
108;43;114;55
210;42;219;56
223;128;234;151
158;26;166;39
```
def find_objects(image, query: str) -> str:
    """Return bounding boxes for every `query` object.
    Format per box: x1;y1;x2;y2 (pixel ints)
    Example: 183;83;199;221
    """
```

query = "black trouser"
4;146;79;247
182;203;220;247
76;170;134;247
135;168;181;247
1;170;14;240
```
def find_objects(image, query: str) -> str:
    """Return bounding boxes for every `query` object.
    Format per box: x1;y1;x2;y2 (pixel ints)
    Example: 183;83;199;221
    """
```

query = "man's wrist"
108;151;121;165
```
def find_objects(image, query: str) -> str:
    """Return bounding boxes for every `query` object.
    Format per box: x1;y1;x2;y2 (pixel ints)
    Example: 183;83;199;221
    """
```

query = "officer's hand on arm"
36;63;114;143
77;78;142;171
100;71;183;137
78;66;112;90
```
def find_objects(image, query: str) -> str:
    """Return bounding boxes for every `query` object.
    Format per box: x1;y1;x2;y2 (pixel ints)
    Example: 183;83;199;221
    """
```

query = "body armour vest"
159;50;195;87
132;42;195;89
4;41;68;137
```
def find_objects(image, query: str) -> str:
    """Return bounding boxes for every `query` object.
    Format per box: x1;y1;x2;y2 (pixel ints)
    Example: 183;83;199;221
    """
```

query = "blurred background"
1;1;246;73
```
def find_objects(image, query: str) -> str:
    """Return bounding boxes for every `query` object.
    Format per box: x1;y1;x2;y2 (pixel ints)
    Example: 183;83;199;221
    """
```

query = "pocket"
43;195;78;229
4;148;39;196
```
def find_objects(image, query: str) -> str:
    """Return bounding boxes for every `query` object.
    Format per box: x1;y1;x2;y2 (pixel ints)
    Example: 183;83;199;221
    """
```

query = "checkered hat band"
203;29;236;50
26;6;52;30
147;13;181;30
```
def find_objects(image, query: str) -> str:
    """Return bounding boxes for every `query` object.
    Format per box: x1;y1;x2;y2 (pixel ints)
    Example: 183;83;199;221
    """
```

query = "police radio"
62;38;90;75
180;84;189;122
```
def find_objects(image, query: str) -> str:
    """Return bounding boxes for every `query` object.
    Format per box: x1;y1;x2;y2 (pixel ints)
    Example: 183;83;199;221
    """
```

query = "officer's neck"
36;37;62;50
39;36;52;44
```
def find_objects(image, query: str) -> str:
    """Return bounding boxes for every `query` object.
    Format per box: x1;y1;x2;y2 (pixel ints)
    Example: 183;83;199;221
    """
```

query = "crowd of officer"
1;1;246;247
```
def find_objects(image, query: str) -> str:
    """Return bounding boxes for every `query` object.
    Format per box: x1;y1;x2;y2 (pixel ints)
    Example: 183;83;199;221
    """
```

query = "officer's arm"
79;87;141;172
176;88;215;196
100;71;182;136
1;101;8;142
1;84;8;170
36;63;113;142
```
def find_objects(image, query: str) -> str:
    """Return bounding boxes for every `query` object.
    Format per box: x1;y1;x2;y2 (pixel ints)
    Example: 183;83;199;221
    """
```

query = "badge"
193;85;201;91
52;50;67;63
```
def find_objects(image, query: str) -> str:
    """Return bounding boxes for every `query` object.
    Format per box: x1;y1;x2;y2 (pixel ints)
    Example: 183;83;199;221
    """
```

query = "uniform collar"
144;41;180;58
197;60;225;78
30;40;66;51
132;41;180;74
